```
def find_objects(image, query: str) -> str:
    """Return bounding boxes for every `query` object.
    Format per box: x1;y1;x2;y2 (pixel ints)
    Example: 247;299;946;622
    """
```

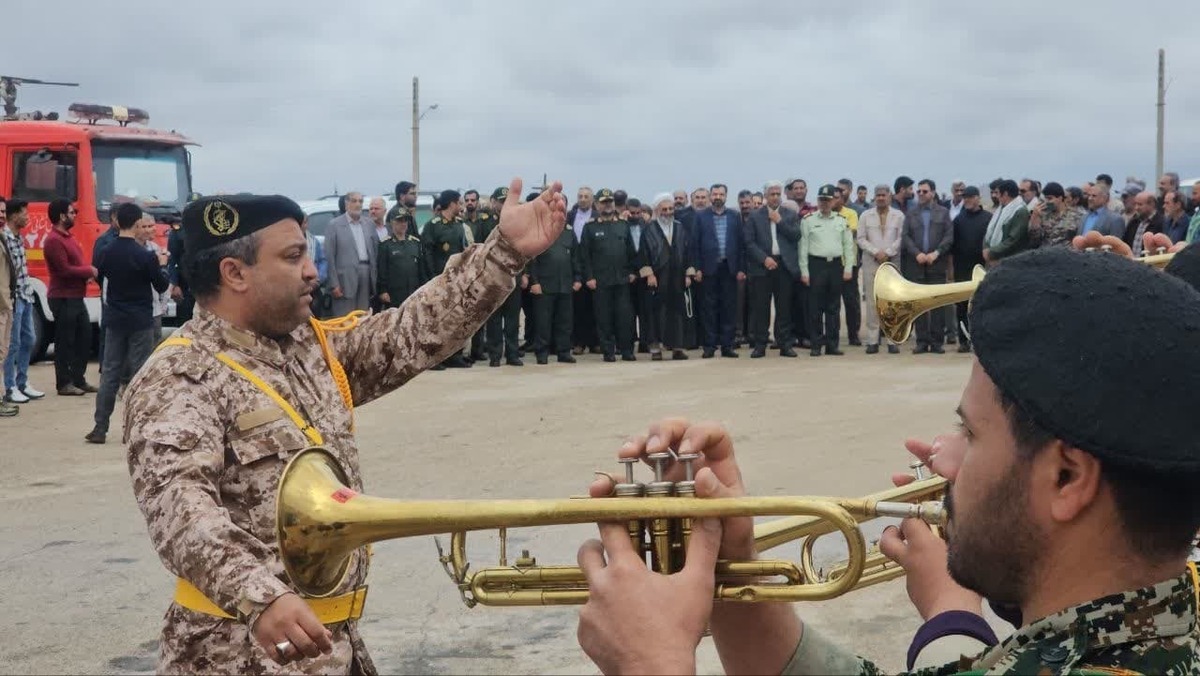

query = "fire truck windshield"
91;142;190;215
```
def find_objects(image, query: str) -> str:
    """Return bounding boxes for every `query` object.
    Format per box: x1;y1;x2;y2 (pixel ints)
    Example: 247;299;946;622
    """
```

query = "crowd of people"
304;171;1199;369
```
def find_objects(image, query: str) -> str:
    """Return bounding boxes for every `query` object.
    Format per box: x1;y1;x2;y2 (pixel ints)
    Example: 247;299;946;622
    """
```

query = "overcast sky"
8;0;1199;203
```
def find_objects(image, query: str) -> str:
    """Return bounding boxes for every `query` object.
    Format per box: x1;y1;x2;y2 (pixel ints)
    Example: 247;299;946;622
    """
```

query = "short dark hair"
999;389;1200;562
116;202;143;230
1095;174;1113;186
49;199;72;224
857;184;867;191
737;189;752;199
185;233;263;300
989;178;1005;191
894;176;914;192
337;195;347;215
1066;186;1085;204
998;180;1020;198
435;190;461;210
785;179;806;191
752;192;764;199
918;179;937;194
6;198;27;217
837;178;853;189
394;181;416;199
1042;182;1065;199
710;183;728;193
464;190;479;200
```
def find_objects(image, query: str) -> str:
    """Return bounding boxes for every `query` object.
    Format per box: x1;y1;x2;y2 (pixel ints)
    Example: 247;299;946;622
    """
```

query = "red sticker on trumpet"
331;488;357;503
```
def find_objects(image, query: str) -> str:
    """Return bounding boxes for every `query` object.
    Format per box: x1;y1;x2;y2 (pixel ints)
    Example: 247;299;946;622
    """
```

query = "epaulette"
429;216;443;224
407;234;421;242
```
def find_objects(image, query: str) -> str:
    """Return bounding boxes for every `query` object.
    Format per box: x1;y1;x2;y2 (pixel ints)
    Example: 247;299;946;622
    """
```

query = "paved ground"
1;341;1009;675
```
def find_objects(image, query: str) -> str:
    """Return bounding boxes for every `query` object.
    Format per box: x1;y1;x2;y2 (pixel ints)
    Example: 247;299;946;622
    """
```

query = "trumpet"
874;247;1177;344
276;447;946;606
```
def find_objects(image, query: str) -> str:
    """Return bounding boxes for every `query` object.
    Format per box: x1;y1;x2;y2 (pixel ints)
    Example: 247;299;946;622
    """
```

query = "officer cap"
817;184;838;200
491;186;509;201
181;194;304;257
388;206;414;223
596;188;615;203
969;247;1200;472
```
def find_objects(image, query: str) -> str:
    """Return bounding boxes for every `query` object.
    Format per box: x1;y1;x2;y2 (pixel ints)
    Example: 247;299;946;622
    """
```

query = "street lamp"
411;76;439;191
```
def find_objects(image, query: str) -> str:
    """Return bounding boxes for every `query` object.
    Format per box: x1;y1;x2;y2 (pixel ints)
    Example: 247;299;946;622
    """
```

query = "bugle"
276;447;945;606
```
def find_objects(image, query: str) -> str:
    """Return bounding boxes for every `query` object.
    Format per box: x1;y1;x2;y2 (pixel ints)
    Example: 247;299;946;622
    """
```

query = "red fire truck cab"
0;104;197;360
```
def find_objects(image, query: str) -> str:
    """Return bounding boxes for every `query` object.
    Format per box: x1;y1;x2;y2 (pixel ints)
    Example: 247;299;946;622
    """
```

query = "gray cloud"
7;0;1198;202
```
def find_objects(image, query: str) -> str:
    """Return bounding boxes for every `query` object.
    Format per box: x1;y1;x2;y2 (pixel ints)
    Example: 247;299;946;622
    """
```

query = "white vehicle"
1181;178;1198;203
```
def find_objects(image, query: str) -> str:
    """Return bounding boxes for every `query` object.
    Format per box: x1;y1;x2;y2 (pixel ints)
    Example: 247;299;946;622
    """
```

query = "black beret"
1164;242;1200;293
969;247;1200;472
181;194;304;256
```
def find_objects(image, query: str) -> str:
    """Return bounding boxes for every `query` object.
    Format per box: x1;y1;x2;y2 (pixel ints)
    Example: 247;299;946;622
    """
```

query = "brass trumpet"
276;447;945;605
874;248;1177;344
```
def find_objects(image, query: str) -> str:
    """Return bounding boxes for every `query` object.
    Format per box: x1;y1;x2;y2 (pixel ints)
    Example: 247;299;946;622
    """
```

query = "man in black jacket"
741;181;800;358
901;179;954;353
950;186;990;352
579;189;638;362
529;221;581;364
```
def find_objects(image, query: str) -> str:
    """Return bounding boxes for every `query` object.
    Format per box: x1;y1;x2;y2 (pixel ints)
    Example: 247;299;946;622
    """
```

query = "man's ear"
219;258;252;295
1041;442;1103;523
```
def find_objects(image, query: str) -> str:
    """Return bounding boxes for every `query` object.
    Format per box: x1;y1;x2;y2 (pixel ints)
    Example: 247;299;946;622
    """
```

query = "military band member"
580;188;638;362
124;182;565;675
800;185;855;357
376;208;429;310
639;193;696;361
423;190;474;368
478;186;525;367
529;205;582;364
578;247;1200;675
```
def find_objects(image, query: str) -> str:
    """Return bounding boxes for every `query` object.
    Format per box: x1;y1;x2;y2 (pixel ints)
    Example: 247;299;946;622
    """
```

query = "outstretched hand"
497;178;567;258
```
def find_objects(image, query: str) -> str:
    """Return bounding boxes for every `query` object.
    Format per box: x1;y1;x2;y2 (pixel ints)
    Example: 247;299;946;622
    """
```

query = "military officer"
376;208;429;310
477;186;525;367
529;200;582;364
576;247;1200;675
422;190;474;368
124;180;565;675
579;188;638;362
463;190;493;362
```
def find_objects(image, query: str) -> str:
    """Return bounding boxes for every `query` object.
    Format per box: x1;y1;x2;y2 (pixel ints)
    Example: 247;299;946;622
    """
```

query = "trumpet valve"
909;460;928;480
515;549;536;568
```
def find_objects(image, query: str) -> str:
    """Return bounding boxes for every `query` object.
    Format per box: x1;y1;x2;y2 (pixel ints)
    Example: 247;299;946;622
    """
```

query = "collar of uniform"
191;305;294;367
972;571;1197;672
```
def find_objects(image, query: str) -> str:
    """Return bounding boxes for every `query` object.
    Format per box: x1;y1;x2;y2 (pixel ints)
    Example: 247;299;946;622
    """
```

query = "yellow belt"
173;578;368;624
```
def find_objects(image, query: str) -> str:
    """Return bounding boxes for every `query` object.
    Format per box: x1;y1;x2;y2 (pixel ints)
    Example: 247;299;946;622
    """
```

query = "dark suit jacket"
692;208;744;276
742;206;801;277
902;203;954;273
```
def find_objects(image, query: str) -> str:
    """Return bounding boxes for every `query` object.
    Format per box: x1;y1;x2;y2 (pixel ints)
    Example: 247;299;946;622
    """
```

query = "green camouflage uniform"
783;570;1198;675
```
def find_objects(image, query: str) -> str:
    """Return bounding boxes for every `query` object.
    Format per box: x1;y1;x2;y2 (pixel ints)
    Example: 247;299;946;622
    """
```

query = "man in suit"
692;183;743;358
742;180;800;358
901;179;954;353
1080;183;1126;238
324;191;377;316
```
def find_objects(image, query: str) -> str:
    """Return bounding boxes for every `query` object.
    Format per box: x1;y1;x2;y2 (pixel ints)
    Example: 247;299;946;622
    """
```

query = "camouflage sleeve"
125;363;293;626
330;225;529;406
780;624;887;675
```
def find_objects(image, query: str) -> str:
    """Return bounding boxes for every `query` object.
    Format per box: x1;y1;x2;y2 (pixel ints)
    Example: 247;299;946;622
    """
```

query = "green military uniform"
783;568;1198;675
579;189;638;360
476;192;524;366
423;215;470;276
800;187;857;355
376;232;429;310
529;226;580;363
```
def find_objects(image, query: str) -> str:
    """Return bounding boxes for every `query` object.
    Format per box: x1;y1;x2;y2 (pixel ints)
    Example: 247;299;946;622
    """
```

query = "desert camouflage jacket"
124;227;528;674
785;570;1198;675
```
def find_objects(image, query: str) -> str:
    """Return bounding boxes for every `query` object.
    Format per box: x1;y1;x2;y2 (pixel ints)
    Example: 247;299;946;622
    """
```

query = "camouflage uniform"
782;570;1199;675
124;227;528;674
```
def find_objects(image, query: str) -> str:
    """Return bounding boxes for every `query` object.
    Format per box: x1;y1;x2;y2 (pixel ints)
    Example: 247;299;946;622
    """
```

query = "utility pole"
411;76;420;190
1156;48;1165;182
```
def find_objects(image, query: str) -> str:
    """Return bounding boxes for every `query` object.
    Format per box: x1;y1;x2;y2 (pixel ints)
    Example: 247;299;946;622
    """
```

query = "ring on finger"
275;640;292;656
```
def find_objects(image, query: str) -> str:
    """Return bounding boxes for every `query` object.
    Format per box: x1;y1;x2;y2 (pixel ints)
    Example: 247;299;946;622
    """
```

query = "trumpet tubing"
277;448;947;605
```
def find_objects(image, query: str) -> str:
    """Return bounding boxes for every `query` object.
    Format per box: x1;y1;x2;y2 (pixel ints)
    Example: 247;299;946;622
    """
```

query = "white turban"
653;193;674;209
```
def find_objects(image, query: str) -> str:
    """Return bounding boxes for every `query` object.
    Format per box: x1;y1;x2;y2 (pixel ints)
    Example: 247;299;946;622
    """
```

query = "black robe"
638;218;695;349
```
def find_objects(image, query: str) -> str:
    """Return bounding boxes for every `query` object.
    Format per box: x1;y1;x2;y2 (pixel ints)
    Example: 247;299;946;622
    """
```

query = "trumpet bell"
874;263;985;345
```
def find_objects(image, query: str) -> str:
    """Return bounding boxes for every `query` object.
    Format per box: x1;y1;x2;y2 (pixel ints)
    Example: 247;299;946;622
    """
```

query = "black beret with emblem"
181;194;305;257
969;246;1200;472
596;188;615;203
492;186;509;201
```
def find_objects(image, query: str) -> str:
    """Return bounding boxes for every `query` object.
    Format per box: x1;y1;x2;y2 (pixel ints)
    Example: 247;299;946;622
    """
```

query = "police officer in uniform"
477;187;525;367
579;189;638;362
376;208;429;310
422;190;473;368
124;182;565;675
529;202;582;364
800;185;856;357
576;247;1200;676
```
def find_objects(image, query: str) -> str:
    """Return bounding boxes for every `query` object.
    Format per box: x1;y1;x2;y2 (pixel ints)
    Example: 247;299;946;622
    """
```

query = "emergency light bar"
67;103;150;126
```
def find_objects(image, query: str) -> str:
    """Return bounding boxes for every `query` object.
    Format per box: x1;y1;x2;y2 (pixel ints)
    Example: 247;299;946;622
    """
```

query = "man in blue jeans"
86;202;169;444
2;199;46;405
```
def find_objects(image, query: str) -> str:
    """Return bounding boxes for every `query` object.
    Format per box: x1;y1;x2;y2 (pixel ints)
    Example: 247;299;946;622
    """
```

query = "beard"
250;278;316;339
657;216;672;229
945;464;1045;606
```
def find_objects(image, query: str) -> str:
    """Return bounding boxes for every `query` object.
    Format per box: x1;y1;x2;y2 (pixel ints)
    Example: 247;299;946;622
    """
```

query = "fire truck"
0;76;197;360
